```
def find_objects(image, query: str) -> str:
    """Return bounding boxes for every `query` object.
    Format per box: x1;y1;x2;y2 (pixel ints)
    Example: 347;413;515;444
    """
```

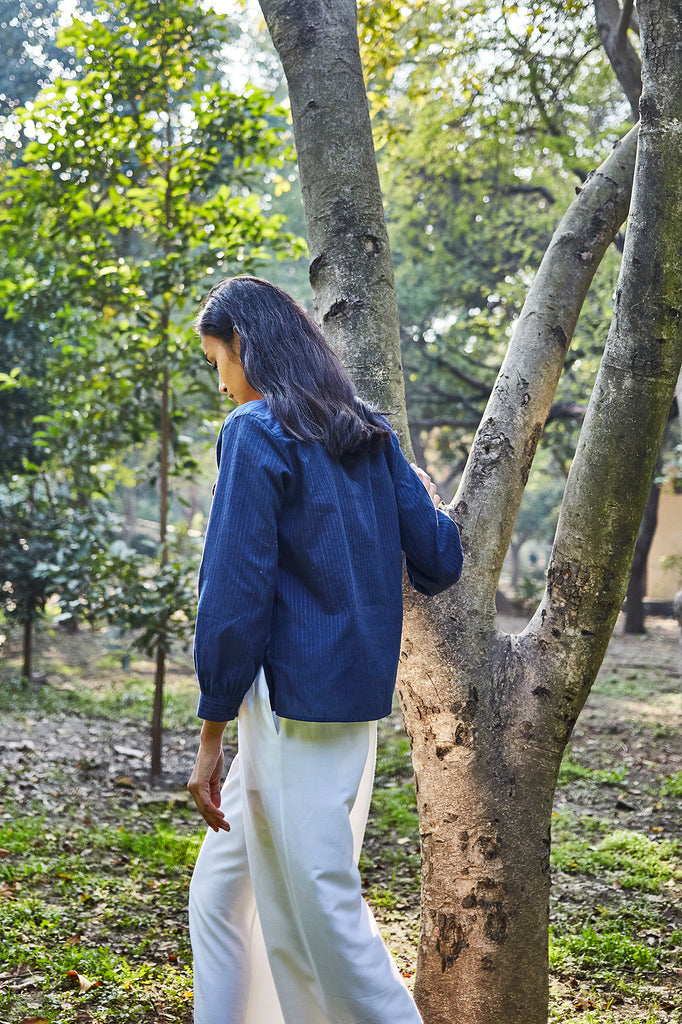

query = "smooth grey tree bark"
256;1;682;1021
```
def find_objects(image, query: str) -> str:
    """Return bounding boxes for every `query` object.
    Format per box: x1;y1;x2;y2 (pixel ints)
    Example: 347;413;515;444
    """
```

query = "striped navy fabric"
193;400;463;723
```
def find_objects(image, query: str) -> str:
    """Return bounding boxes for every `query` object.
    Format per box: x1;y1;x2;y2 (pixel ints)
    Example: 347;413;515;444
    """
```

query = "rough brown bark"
257;1;682;1021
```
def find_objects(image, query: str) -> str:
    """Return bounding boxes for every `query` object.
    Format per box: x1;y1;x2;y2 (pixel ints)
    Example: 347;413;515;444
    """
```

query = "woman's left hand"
410;463;441;510
187;723;231;832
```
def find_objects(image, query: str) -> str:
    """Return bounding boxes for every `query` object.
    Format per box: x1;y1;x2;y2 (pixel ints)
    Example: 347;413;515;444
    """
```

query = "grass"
557;755;630;787
375;733;414;783
0;803;200;1022
550;920;661;977
0;671;200;731
662;770;682;798
552;824;682;893
548;897;682;1004
370;785;419;837
591;673;671;701
369;884;400;911
549;1005;672;1024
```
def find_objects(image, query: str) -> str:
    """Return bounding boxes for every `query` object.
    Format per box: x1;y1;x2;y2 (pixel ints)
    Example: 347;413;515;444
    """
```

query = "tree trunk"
257;0;409;446
509;538;522;590
257;1;682;1021
410;425;426;469
22;614;32;683
674;588;682;690
151;358;170;779
152;642;165;777
151;109;175;780
123;484;136;543
624;469;661;633
676;368;682;686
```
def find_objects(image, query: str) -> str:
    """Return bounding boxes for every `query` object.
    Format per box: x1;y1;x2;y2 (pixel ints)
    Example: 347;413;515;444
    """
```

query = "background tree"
0;0;303;774
256;3;682;1024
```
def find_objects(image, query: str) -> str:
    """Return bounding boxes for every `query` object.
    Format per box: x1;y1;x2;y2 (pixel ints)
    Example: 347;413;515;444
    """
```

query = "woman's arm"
386;432;464;595
193;411;291;721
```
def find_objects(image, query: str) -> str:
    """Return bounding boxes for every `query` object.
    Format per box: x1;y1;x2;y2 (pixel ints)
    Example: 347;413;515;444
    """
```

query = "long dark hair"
195;276;391;460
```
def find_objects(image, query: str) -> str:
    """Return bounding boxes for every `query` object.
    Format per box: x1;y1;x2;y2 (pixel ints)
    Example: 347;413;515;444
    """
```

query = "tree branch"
414;349;493;395
593;0;642;119
410;416;481;431
449;125;639;612
616;0;635;43
545;401;586;423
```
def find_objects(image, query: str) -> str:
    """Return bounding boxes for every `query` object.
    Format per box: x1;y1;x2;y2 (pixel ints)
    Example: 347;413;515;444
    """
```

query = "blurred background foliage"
1;0;678;767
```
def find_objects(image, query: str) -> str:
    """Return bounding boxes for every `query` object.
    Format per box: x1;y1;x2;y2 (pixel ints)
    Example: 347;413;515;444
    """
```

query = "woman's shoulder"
222;399;286;440
218;401;295;474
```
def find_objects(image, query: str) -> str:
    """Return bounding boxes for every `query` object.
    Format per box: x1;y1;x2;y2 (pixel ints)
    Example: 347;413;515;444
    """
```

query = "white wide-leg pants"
189;668;422;1024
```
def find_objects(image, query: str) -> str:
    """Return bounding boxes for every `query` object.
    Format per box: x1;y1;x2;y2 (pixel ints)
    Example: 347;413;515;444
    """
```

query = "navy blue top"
194;399;463;723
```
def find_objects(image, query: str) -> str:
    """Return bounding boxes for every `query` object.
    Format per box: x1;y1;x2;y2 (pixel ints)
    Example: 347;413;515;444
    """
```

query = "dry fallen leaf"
19;1017;49;1024
113;744;146;759
66;970;95;993
11;975;45;992
573;995;596;1010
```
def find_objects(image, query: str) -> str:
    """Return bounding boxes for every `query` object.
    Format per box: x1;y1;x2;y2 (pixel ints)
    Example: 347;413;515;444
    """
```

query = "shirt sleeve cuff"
196;694;239;722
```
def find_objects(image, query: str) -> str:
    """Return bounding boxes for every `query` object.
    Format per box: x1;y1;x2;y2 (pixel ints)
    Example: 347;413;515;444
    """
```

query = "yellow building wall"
647;485;682;600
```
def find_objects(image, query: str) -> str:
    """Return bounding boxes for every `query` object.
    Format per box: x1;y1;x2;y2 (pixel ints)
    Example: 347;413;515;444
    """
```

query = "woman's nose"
219;378;228;394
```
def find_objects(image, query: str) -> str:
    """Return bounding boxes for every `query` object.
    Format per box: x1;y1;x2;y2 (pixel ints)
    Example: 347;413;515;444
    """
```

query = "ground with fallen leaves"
0;614;680;1023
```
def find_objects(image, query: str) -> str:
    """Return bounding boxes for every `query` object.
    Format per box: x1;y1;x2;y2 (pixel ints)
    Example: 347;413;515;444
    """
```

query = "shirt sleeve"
385;430;464;596
193;411;291;721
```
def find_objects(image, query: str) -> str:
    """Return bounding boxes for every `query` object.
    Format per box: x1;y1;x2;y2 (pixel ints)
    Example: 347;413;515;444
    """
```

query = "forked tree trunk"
258;1;682;1020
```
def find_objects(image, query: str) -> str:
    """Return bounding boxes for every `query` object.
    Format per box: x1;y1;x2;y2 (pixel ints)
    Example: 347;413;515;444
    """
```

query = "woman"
187;275;463;1024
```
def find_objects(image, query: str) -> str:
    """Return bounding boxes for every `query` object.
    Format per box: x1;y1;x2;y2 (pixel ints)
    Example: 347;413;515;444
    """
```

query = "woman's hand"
410;463;441;510
187;721;231;833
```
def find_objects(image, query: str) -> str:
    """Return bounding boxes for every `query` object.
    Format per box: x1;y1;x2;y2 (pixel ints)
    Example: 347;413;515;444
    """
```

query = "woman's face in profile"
201;332;264;406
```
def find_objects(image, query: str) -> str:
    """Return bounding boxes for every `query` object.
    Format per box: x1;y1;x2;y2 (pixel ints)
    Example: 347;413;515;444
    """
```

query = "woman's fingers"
187;780;231;832
188;745;230;832
410;464;441;510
